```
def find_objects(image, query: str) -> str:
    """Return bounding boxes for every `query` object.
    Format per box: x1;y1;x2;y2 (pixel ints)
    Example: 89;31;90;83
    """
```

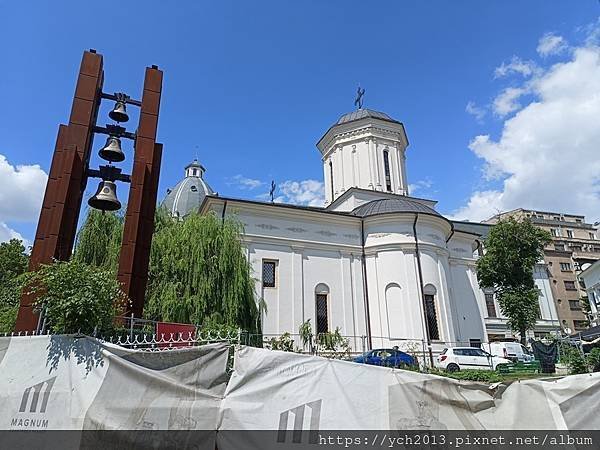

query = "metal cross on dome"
354;85;365;110
269;180;276;203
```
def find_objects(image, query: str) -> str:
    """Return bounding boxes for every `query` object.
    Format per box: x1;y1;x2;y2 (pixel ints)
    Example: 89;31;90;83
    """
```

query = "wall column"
367;138;376;189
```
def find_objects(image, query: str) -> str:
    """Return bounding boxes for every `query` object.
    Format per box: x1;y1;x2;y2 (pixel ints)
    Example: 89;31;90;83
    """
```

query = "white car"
482;342;535;363
436;347;512;372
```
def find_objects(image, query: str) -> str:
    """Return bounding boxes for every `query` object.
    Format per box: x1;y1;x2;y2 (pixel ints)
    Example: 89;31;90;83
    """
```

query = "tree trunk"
520;328;527;345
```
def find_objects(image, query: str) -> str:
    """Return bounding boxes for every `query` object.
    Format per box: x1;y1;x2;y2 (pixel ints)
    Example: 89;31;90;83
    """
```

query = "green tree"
24;259;128;334
0;239;29;332
144;210;260;333
476;217;552;343
73;209;123;272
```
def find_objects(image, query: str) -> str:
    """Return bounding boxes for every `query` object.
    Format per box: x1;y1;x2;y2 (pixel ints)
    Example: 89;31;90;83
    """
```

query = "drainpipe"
221;199;228;224
360;219;373;350
445;226;455;244
413;214;433;366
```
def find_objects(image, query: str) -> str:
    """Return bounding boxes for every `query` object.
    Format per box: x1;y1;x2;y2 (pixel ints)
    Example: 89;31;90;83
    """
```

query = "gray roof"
335;108;400;126
451;221;492;238
162;164;214;218
350;198;442;218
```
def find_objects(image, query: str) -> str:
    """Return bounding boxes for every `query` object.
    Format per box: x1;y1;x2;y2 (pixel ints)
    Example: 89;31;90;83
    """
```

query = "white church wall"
447;232;487;345
247;243;296;337
208;201;368;347
301;249;366;345
448;259;487;345
419;248;456;344
366;250;426;349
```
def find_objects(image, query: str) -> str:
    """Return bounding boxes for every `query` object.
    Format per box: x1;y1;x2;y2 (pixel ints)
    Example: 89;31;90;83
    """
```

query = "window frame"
484;292;497;318
424;293;440;341
568;300;581;311
315;292;329;335
560;262;572;271
383;149;392;192
261;260;277;288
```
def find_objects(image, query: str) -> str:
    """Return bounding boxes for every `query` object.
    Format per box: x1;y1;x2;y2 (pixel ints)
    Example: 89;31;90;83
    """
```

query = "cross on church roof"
354;86;365;110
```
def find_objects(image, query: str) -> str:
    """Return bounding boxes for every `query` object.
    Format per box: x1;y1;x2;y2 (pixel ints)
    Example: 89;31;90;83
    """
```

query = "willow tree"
144;210;260;333
73;208;123;272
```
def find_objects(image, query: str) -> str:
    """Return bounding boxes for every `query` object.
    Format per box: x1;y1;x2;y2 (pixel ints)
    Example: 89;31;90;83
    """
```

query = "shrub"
24;259;128;335
559;344;587;375
586;348;600;372
430;368;502;383
267;332;295;352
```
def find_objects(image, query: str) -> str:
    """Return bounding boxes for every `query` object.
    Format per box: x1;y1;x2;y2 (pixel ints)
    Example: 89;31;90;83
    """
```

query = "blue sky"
1;1;600;243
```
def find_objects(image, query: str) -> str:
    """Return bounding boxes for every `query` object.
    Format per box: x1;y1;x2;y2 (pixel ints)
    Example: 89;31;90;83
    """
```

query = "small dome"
334;108;400;126
162;160;214;218
350;198;441;217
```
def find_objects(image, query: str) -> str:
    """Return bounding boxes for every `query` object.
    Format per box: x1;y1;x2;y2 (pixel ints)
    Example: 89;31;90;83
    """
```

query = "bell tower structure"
316;109;409;206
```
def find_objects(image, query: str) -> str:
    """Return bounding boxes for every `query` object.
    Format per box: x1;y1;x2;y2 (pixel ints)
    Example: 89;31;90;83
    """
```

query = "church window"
383;150;392;192
262;260;277;288
329;161;334;199
485;292;496;318
315;283;330;335
190;185;197;192
423;284;439;341
316;294;328;334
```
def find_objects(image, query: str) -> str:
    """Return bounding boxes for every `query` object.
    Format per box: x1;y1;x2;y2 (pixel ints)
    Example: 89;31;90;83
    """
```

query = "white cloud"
450;41;600;222
492;86;527;117
537;33;568;57
229;174;264;190
274;179;325;207
465;101;486;122
0;222;26;243
494;56;538;78
0;154;47;243
409;179;434;196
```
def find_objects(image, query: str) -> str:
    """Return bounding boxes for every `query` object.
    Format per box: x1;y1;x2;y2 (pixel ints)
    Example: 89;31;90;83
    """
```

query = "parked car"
436;347;511;372
482;341;535;363
354;348;416;368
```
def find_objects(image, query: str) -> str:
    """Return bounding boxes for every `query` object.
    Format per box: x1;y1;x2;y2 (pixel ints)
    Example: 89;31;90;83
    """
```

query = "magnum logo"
10;377;56;429
19;377;56;413
277;399;321;444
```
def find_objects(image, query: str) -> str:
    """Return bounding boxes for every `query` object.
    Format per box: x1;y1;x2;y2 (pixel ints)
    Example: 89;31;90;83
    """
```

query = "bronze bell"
98;135;125;162
109;100;129;123
88;180;121;211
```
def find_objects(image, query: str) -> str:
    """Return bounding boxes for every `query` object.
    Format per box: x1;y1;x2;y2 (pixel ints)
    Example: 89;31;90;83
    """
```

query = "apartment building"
487;209;600;333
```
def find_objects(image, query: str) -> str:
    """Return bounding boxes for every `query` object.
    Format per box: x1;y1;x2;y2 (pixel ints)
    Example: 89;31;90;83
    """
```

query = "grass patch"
429;368;552;383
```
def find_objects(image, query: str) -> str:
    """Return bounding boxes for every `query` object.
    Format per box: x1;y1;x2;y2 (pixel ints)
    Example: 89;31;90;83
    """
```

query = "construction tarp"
222;346;600;430
1;335;599;438
0;335;227;447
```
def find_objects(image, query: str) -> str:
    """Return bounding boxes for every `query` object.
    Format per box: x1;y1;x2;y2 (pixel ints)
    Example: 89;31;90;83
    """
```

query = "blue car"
354;348;416;368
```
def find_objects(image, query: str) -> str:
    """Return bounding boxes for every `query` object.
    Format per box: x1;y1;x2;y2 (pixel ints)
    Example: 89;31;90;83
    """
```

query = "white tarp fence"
1;335;599;434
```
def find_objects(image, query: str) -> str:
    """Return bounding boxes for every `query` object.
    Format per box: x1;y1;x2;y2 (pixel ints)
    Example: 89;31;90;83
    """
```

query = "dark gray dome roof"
162;160;214;218
350;197;441;217
335;108;400;126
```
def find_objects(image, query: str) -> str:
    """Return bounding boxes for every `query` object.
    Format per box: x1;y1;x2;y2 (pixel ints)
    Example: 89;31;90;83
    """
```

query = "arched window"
315;284;330;334
385;283;402;338
383;150;392;192
423;284;439;340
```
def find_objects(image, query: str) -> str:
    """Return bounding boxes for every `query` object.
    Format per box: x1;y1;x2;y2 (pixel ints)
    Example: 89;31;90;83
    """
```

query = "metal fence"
2;328;587;373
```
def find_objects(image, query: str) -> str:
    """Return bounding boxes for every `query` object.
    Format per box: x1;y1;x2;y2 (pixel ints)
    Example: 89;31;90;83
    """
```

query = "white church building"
164;108;560;350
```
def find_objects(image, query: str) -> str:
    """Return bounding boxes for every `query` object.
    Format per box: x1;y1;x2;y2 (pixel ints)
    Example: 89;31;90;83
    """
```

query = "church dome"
350;197;441;218
334;108;401;126
162;159;214;218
